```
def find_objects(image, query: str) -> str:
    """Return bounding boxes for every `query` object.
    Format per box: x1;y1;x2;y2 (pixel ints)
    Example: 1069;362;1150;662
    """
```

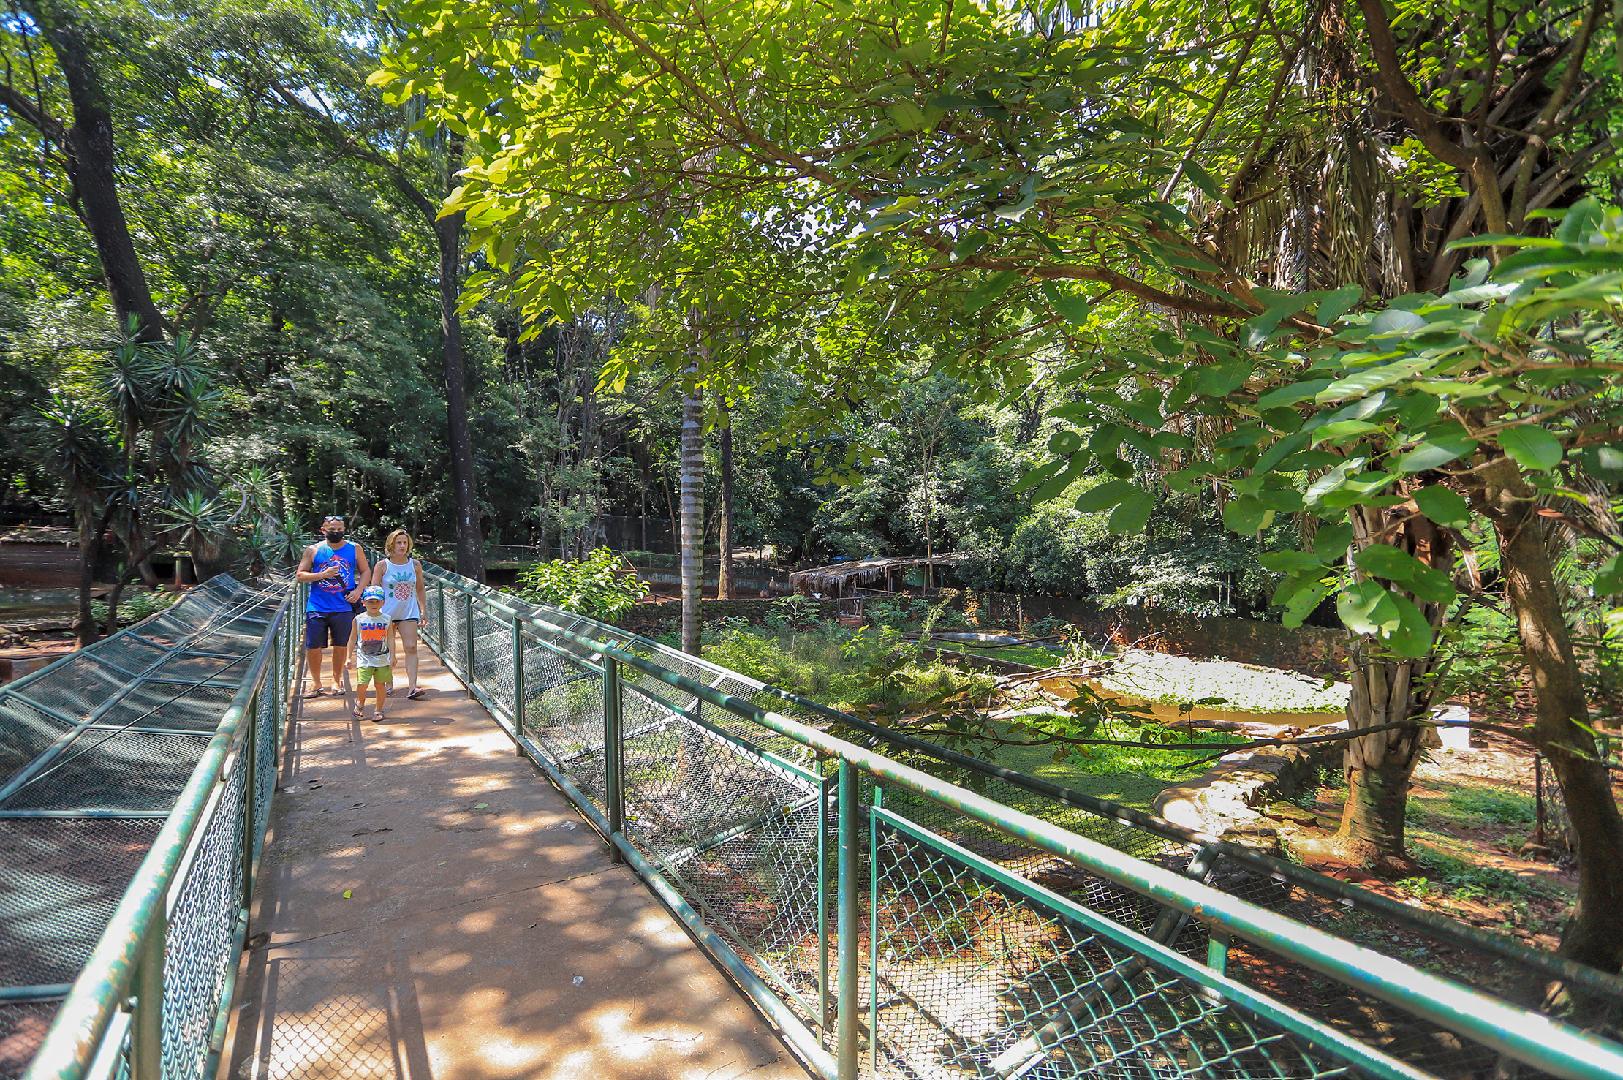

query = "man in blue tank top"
297;515;371;696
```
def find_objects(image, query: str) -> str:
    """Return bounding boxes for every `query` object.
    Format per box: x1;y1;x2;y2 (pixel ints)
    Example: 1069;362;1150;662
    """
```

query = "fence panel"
415;564;1623;1080
14;576;296;1080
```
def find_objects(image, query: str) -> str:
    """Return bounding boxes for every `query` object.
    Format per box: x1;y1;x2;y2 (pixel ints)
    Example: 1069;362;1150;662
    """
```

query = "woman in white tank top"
371;529;427;699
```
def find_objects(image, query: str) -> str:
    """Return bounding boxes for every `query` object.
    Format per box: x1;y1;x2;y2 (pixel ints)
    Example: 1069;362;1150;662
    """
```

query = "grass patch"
931;640;1068;668
1444;787;1535;825
987;725;1243;809
1409;833;1547;900
1408;785;1536;829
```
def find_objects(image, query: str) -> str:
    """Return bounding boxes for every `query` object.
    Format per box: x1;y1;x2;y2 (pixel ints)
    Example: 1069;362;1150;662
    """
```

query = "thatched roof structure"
790;554;968;595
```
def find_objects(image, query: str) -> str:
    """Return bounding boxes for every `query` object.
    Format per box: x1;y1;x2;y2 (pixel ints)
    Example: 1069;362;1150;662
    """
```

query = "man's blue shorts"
305;610;356;649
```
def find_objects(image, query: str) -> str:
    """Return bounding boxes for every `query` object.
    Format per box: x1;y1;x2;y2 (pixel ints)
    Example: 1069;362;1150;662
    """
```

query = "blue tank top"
307;542;359;613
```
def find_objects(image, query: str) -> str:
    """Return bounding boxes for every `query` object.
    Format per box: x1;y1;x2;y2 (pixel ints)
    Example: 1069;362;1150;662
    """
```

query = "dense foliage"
513;547;647;620
6;0;1623;975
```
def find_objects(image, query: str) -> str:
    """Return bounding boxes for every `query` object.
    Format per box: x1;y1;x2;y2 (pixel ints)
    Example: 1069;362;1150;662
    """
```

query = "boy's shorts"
356;665;393;688
305;610;356;649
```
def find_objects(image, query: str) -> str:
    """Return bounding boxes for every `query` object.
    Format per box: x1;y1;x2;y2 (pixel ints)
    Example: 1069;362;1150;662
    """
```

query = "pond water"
0;587;81;624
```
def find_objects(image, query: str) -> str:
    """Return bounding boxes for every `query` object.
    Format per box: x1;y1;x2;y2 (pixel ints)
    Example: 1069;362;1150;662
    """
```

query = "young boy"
353;586;393;721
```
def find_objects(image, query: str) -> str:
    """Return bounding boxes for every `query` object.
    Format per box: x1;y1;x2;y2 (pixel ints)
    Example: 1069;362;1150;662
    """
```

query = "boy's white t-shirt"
355;611;393;668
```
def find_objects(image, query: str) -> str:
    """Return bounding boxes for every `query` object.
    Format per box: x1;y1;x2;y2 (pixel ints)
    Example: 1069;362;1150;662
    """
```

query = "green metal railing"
418;564;1623;1080
15;577;297;1080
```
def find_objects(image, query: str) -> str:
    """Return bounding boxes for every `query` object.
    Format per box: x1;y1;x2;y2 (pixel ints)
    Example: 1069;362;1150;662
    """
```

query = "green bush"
763;594;821;631
514;548;647;620
701;622;994;716
91;589;179;628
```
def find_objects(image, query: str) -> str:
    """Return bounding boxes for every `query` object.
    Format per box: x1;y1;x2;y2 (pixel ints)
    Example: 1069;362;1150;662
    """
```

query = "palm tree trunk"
718;409;735;601
1334;504;1451;866
679;378;705;653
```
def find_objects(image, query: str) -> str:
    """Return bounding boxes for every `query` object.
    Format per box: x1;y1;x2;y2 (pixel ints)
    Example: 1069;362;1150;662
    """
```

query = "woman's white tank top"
380;558;422;621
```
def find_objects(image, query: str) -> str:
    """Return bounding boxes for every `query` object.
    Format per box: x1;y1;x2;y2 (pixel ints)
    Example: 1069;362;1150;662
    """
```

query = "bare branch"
0;76;66;145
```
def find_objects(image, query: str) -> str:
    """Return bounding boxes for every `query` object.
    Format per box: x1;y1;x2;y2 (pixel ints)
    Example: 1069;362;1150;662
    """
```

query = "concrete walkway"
224;650;808;1080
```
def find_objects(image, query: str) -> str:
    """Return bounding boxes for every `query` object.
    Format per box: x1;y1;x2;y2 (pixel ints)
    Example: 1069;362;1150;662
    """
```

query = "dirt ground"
1268;728;1580;953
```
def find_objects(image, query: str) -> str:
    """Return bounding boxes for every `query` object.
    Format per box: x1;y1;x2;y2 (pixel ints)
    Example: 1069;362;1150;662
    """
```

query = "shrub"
763;594;821;631
515;548;647;620
91;589;178;628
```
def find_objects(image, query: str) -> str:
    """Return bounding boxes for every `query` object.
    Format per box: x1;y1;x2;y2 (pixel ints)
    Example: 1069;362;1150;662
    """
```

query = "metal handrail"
424;564;1623;1080
23;587;293;1080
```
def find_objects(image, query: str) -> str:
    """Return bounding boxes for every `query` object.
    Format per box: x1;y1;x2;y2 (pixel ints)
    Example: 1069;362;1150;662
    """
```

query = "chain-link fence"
419;565;1623;1080
10;575;297;1080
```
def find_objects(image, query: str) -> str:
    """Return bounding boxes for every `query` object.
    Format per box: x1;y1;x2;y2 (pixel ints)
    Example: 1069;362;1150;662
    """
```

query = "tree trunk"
1474;461;1623;975
24;0;166;344
718;410;735;601
73;516;101;648
679;377;705;654
435;211;484;581
922;445;935;594
1339;643;1429;863
1333;504;1451;867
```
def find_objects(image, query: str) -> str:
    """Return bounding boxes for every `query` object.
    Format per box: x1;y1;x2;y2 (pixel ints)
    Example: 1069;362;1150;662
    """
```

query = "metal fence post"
511;615;526;749
818;771;831;1035
603;655;625;863
463;591;476;695
836;760;860;1080
1207;929;1231;975
869;784;883;1074
129;909;166;1079
242;686;258;907
436;580;446;651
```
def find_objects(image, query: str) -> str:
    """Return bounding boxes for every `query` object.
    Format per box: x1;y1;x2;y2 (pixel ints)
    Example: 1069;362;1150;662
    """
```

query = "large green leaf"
1595;554;1623;596
1353;544;1425;583
1316;285;1363;326
1496;425;1563;472
1411;485;1470;526
1074;479;1136;513
1395;432;1479;473
1108;491;1155;534
1384;593;1435;657
1337;580;1401;636
1259;550;1326;573
1276;573;1334;627
1223;496;1268;534
1041;282;1091;325
1313;521;1353;559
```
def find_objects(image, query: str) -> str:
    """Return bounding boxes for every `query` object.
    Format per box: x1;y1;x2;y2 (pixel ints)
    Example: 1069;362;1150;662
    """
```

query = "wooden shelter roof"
789;554;967;594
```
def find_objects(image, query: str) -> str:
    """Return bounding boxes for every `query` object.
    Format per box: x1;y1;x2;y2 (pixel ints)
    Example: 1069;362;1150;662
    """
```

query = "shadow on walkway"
225;650;808;1080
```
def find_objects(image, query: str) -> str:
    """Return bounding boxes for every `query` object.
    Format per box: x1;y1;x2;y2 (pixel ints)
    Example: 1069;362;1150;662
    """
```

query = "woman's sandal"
372;710;386;723
304;686;329;699
406;688;426;700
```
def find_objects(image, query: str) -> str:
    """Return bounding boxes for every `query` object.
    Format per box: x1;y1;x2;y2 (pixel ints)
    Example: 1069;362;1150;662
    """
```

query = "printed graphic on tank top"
380;559;421;621
309;542;358;613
